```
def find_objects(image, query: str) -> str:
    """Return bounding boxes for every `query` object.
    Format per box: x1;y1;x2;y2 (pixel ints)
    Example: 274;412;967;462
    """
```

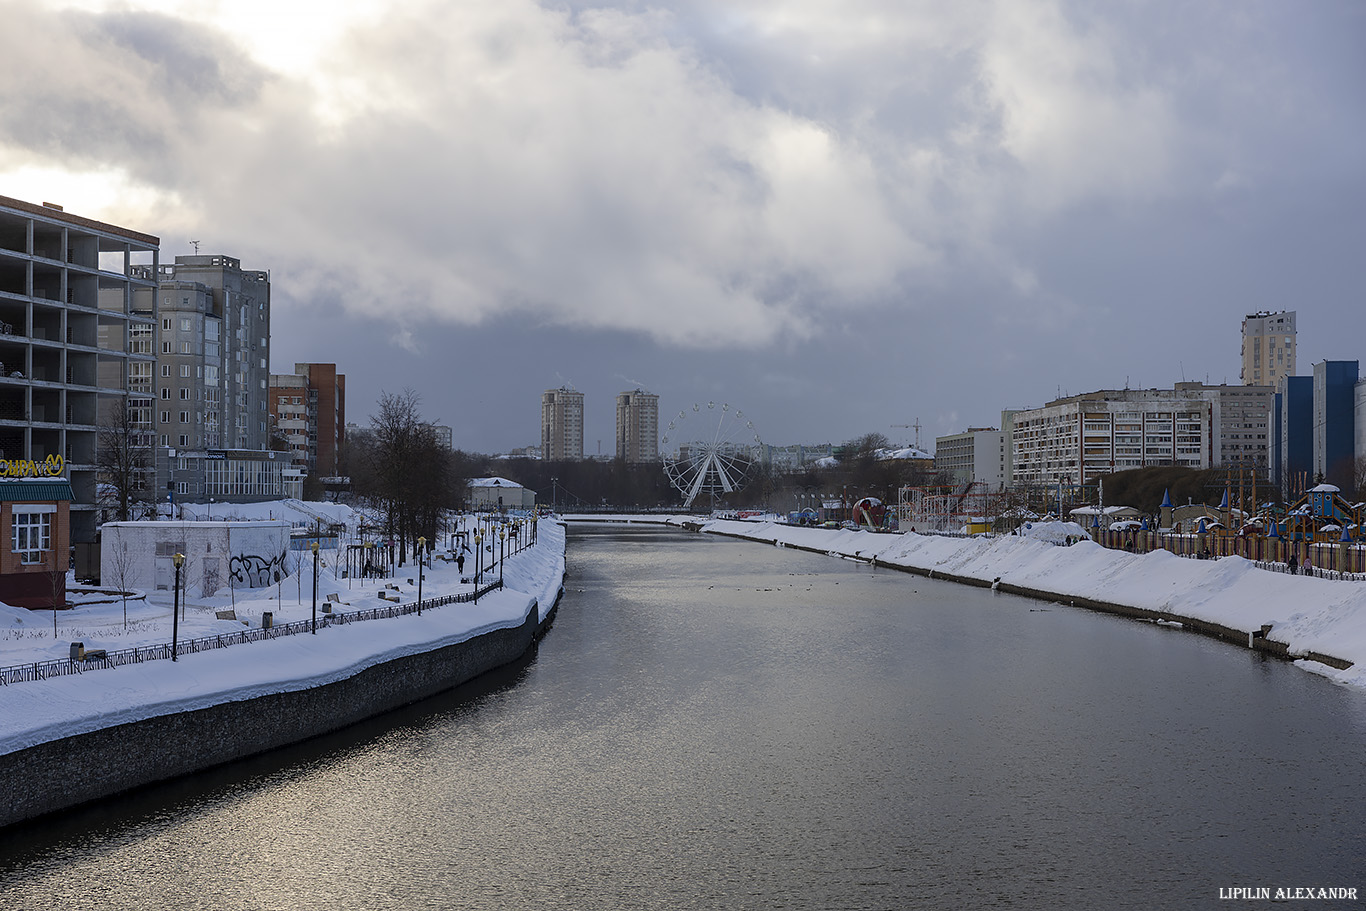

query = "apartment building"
1008;388;1211;487
934;428;1004;488
615;389;659;463
1240;310;1296;387
1174;382;1273;469
269;363;346;482
541;387;584;461
136;255;283;502
0;195;159;543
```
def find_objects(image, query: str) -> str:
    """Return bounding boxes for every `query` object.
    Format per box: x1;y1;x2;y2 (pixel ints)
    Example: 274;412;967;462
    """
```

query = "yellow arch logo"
0;454;65;478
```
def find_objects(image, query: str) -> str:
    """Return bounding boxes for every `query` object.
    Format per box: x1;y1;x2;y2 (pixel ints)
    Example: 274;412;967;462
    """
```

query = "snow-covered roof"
469;477;524;489
874;447;933;460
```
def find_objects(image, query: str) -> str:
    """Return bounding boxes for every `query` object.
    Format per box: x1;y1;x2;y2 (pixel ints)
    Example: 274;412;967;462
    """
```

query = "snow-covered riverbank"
0;521;565;756
566;515;1365;689
692;518;1366;688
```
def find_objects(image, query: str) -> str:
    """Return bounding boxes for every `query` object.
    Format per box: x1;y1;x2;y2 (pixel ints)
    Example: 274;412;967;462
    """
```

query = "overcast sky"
3;0;1363;455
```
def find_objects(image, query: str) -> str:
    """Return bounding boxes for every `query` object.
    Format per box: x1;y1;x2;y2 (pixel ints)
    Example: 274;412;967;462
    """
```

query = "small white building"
468;477;536;511
101;520;291;597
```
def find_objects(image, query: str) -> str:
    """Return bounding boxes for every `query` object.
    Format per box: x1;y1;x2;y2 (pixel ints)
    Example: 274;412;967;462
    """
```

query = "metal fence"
0;580;504;687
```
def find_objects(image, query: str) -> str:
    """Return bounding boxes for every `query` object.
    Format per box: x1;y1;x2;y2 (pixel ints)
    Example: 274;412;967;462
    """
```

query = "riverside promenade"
0;521;565;828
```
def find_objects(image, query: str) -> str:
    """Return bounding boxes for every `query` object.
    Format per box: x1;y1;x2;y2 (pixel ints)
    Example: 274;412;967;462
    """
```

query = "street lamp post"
499;528;506;585
473;530;483;602
364;541;374;587
311;540;320;634
171;552;184;661
417;535;425;614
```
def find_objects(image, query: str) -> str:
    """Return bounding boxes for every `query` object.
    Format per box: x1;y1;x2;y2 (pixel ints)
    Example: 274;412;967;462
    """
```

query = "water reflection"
3;525;1365;910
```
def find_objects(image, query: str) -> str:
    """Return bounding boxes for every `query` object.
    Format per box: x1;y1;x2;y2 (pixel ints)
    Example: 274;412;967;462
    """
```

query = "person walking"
456;552;466;575
1287;551;1298;575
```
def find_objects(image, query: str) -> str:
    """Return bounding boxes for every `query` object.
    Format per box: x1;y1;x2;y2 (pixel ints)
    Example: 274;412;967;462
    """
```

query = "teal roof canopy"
0;479;74;501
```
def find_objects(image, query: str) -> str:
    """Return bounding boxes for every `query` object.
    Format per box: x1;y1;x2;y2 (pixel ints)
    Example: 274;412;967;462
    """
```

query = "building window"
161;388;170;399
11;509;52;565
161;364;171;377
160;410;170;424
162;342;171;354
180;364;190;377
180;317;191;331
162;318;171;330
179;411;189;423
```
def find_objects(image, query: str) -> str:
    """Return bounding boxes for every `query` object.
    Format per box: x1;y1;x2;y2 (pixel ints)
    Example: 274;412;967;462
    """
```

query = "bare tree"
97;399;154;522
105;540;138;631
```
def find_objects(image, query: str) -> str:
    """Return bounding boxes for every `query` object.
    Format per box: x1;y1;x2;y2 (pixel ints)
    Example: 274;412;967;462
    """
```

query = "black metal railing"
0;579;504;687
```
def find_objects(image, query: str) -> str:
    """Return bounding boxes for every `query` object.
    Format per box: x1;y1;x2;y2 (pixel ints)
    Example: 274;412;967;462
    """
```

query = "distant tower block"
1241;310;1296;387
616;389;659;463
542;387;584;460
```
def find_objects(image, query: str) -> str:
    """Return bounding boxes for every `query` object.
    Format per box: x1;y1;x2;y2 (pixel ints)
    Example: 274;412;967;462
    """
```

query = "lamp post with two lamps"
498;528;506;585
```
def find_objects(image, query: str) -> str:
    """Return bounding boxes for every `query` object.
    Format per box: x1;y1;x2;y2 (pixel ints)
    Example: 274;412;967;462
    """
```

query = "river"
2;524;1364;909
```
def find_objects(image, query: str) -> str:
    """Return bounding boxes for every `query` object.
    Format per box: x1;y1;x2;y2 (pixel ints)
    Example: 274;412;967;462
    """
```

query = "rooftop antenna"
190;239;200;254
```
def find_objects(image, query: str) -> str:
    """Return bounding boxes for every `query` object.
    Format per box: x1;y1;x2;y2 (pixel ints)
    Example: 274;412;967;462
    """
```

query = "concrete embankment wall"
0;599;559;831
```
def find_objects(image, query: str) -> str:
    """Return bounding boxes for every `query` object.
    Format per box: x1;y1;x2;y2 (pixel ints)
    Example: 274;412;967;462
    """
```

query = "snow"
671;517;1366;690
0;518;565;755
172;498;361;527
7;505;1365;757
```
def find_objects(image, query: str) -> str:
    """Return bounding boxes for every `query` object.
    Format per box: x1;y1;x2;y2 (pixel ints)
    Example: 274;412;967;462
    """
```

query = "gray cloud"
3;0;1364;452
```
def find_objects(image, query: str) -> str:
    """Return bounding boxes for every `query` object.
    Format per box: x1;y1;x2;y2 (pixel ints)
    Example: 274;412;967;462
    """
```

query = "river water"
2;525;1365;909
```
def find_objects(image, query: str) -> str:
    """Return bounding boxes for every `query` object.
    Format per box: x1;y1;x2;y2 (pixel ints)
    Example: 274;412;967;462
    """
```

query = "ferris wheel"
662;402;762;508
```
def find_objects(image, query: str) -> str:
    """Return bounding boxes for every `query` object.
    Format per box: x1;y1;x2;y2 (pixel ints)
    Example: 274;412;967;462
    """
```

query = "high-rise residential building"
0;195;160;544
137;255;289;503
1240;310;1296;387
541;387;584;460
615;389;659;463
1006;388;1211;487
934;428;1004;488
1312;360;1359;489
140;255;271;453
269;363;346;481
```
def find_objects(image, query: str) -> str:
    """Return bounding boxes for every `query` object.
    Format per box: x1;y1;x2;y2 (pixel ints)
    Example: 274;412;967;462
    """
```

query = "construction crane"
891;419;922;450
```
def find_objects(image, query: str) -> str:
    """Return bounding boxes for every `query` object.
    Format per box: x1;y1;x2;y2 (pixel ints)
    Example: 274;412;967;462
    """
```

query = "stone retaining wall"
0;595;559;830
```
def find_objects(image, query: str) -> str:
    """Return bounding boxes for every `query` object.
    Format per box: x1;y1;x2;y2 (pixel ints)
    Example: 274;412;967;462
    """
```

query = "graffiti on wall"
229;551;288;588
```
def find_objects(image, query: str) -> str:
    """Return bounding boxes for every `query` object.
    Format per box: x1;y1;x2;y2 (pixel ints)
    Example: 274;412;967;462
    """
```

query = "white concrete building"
1008;388;1211;486
100;519;290;598
934;428;1004;488
468;477;535;511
